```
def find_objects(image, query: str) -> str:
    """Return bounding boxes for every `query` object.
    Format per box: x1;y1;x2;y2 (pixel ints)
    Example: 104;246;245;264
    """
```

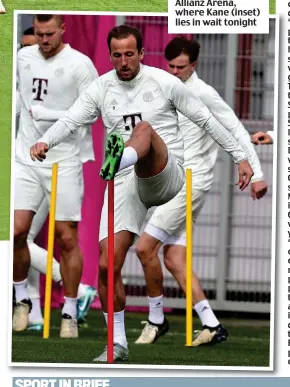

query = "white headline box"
168;0;269;34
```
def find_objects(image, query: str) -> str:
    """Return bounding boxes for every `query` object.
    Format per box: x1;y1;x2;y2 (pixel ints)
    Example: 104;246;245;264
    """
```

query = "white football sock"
194;299;220;328
77;283;88;299
27;267;40;298
27;268;43;323
28;242;62;283
62;297;78;318
148;295;164;324
104;310;127;349
117;147;138;172
29;298;43;324
13;278;29;302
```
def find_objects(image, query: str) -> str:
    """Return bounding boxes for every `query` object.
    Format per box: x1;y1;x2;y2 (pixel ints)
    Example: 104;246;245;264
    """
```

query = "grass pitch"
12;309;270;367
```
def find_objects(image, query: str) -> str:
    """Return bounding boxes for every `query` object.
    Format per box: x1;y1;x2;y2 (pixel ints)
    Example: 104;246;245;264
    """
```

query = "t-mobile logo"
123;113;142;131
32;78;48;101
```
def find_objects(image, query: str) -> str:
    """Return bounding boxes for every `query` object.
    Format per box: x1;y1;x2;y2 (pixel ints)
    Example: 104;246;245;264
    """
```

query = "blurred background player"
20;27;36;47
13;14;98;338
251;131;274;144
16;25;97;332
26;195;97;331
135;36;268;346
0;0;6;14
30;25;253;361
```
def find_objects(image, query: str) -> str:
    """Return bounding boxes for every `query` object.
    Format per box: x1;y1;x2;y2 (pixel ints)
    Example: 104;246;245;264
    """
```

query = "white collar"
184;71;199;84
114;63;144;88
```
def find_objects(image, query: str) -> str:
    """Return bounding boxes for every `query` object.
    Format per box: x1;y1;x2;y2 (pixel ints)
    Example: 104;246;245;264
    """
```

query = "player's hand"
251;180;268;200
30;142;48;162
237;160;254;191
251;131;273;145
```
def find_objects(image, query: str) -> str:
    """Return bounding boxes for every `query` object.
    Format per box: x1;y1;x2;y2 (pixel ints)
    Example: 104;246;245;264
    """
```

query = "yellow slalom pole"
43;163;58;339
186;168;193;346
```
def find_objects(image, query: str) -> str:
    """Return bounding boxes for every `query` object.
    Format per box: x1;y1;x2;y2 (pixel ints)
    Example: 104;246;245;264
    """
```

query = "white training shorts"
144;185;207;246
99;152;184;242
14;161;84;222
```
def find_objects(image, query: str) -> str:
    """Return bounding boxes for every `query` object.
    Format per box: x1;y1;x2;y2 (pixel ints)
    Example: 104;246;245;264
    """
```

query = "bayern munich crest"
55;68;64;77
143;91;154;102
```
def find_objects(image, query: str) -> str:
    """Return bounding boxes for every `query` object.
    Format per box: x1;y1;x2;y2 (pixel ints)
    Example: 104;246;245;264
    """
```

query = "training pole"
43;163;58;339
186;168;193;346
107;179;114;362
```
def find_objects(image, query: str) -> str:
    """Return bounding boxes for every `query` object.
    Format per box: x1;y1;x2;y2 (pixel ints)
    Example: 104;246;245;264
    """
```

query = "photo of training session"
11;13;277;368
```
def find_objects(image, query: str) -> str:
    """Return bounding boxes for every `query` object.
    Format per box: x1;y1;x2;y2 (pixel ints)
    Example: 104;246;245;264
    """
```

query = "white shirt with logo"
267;130;274;142
17;44;98;167
39;64;248;179
179;72;264;190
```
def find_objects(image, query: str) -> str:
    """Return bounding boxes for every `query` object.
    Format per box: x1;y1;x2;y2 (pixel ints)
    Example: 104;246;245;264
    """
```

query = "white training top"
267;130;274;142
39;64;248;179
179;72;264;190
16;44;98;167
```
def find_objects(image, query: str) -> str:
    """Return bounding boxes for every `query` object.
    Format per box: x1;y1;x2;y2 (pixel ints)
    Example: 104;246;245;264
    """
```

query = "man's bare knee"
136;234;162;265
136;242;152;264
99;231;133;282
164;255;176;274
58;233;77;253
56;222;78;253
14;210;34;240
128;121;152;157
133;121;152;134
99;251;124;279
14;230;29;249
164;246;185;276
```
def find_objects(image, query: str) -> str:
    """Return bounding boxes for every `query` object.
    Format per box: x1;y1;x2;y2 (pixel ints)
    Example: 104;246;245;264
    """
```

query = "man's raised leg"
100;121;168;181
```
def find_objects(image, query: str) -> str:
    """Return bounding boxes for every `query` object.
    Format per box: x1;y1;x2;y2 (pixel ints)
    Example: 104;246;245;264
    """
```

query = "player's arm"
30;105;68;121
74;57;99;129
16;90;22;117
75;56;99;94
30;104;97;125
171;79;247;163
15;62;22;136
169;79;253;190
30;80;102;162
201;87;267;199
201;88;264;182
15;90;22;137
15;65;22;117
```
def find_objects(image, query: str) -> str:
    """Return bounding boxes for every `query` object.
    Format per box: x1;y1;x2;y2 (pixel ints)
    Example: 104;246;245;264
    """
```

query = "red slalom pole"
107;179;114;363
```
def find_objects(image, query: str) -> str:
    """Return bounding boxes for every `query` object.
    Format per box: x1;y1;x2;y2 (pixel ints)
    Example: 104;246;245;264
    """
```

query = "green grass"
0;0;276;240
270;0;275;14
12;310;270;367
